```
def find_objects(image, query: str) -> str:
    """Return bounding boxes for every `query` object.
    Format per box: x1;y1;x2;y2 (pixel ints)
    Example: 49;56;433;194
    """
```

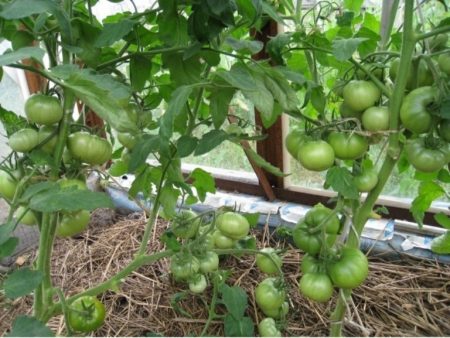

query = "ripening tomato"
327;132;368;160
25;94;63;126
68;296;106;332
297;140;335;171
256;248;282;275
0;170;18;201
327;248;369;289
343;80;381;112
400;86;438;134
299;272;334;303
68;132;112;165
362;107;390;132
216;212;250;240
8;128;39;153
56;210;91;237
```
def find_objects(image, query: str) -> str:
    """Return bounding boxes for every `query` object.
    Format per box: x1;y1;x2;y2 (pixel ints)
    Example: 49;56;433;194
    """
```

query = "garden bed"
1;208;449;337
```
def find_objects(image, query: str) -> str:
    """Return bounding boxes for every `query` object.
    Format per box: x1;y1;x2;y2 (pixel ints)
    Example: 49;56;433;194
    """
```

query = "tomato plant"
404;137;450;173
304;204;340;234
362;106;390;132
285;129;306;158
212;230;235;249
171;210;201;239
170;254;200;281
327;132;368;160
117;132;136;150
188;274;208;294
68;296;106;332
25;94;63;126
55;210;91;237
198;251;219;273
37;126;58;153
256;248;282;275
255;278;286;312
354;170;378;192
260;301;288;319
343;80;381;112
301;254;321;274
389;59;433;90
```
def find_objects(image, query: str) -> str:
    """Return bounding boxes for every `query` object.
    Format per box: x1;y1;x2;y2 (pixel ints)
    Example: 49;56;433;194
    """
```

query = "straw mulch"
1;208;449;337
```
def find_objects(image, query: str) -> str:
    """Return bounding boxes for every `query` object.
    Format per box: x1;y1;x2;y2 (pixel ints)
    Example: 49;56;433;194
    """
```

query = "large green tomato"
389;59;433;90
15;206;37;226
429;34;448;51
170;254;200;281
58;178;87;190
25;94;63;126
117;132;136;149
68;296;106;332
301;254;321;274
299;272;334;303
400;86;438;134
255;278;286;311
362;106;390;132
171;210;200;239
339;101;362;119
68;132;112;165
343;80;381;112
56;210;91;237
212;230;235;249
327;132;368;160
285;129;306;158
297;140;335;171
37;126;58;153
188;274;207;294
404;138;450;173
260;301;288;319
216;212;249;240
258;318;282;337
304;204;340;234
256;248;282;275
354;170;378;192
438;54;450;76
292;226;322;255
198;251;219;273
439;120;450;142
0;170;18;201
327;248;369;289
9;128;39;153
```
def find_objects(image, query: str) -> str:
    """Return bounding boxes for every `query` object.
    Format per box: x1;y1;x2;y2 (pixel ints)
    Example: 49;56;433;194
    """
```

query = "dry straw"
1;209;449;336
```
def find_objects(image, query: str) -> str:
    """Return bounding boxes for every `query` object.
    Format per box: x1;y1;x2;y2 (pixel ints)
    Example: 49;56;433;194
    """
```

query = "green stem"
200;274;220;336
45;250;173;320
349;59;391;98
328;1;415;336
415;25;450;42
53;288;74;336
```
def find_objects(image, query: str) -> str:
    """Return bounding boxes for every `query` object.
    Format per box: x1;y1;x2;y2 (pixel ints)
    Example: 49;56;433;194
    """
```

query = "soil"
1;208;449;337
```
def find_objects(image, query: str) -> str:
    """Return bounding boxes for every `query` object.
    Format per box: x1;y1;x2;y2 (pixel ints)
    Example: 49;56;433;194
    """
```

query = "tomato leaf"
29;188;114;213
332;38;369;61
0;0;56;19
130;55;152;92
242;212;260;228
4;267;43;299
244;147;288;177
266;33;293;65
6;315;54;337
129;135;160;172
430;232;450;254
325;166;359;199
344;0;363;13
0;236;18;258
434;213;450;230
161;231;182;252
0;106;28;137
176;135;198;158
159;184;180;219
220;284;248;319
0;47;45;66
189;168;216;202
411;181;445;227
209;88;236;129
94;19;136;47
0;221;18;246
159;85;193;140
437;169;450;183
224;314;254;337
224;37;263;54
194;130;229;156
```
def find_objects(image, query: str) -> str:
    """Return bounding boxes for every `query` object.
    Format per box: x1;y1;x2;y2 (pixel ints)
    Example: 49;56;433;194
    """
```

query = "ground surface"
1;208;449;337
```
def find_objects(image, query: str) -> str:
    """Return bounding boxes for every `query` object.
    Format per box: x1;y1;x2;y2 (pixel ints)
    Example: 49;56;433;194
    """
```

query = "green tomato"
327;132;368;160
56;210;91;237
255;278;286;311
258;318;282;337
256;248;282;275
327;248;369;289
15;206;37;226
389;59;433;90
292;222;337;255
299;272;334;303
216;212;250;240
260;301;289;319
439;120;450;142
68;132;112;165
404;137;450;173
430;232;450;254
171;210;200;239
354;170;378;192
37;125;58;153
429;34;448;51
25;94;63;126
58;178;87;190
212;230;235;249
285;129;306;158
297;140;335;171
339;101;362;119
0;170;18;201
362;106;390;132
400;86;438;134
117;132;136;149
301;254;321;274
9;128;39;153
189;274;207;294
170;254;200;281
68;296;106;333
304;204;340;234
355;64;384;81
438;54;450;76
198;251;219;273
343;80;381;112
